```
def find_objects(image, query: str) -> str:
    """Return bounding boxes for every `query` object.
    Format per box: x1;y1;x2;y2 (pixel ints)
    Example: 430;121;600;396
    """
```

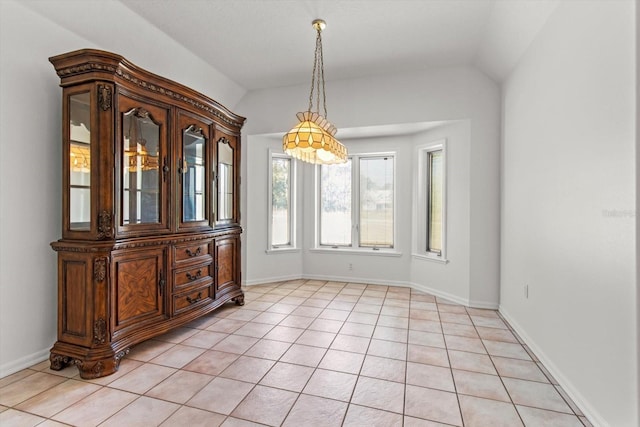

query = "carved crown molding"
55;62;117;76
52;55;244;129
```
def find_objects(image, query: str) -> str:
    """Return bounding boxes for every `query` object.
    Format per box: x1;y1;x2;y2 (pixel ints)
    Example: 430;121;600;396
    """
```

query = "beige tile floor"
0;280;593;426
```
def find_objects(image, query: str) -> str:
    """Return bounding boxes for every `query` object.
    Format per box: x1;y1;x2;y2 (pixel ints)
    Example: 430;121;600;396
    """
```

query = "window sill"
310;247;402;257
266;248;301;254
412;253;449;264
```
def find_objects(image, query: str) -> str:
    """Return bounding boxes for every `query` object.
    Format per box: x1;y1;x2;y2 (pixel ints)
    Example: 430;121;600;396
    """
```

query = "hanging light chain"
307;29;318;113
319;26;327;118
315;28;321;115
307;22;328;118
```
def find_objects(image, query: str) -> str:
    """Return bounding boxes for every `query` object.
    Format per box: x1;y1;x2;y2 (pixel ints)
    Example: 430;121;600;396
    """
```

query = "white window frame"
267;150;297;252
314;152;399;255
413;140;448;263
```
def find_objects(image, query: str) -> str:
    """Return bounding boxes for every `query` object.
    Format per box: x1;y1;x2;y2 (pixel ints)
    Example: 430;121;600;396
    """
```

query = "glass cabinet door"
182;126;206;222
217;138;234;223
68;91;92;231
117;95;169;235
177;111;211;231
123;109;160;224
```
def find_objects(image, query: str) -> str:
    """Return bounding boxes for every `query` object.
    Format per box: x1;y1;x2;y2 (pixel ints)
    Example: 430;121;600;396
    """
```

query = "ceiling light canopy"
283;19;347;165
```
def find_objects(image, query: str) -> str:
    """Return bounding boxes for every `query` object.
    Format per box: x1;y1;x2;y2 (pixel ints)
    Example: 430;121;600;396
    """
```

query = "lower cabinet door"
215;236;238;294
111;247;168;336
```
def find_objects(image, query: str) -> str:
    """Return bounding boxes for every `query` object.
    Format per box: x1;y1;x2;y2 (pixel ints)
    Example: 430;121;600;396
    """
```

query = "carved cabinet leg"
50;353;72;371
75;349;129;379
233;294;245;306
74;360;107;379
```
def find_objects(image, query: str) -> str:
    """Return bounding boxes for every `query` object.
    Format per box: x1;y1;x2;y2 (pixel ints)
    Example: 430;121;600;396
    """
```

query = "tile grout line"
466;304;526;427
439;296;465;427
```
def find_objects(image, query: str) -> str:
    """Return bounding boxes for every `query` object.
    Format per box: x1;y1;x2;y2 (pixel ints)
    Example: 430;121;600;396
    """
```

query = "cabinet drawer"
173;285;213;315
173;241;212;264
173;263;213;290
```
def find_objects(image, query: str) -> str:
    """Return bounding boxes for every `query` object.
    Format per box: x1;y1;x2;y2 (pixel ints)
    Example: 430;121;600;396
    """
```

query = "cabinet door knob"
162;157;169;181
158;272;165;295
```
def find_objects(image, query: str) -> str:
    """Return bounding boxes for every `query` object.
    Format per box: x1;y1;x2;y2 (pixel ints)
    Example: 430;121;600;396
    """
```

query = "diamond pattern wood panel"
112;249;165;332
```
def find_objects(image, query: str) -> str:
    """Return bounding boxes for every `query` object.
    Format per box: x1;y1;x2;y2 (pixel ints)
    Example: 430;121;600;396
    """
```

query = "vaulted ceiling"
21;0;559;92
118;0;559;90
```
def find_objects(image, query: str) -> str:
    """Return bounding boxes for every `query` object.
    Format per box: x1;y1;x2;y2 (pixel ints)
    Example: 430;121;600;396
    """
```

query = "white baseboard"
499;307;606;427
410;281;470;305
243;274;302;286
302;273;413;289
0;348;50;378
467;299;500;310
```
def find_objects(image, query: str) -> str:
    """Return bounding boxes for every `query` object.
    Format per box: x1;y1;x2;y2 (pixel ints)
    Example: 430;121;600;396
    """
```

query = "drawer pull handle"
186;292;202;304
185;247;201;257
186;270;202;281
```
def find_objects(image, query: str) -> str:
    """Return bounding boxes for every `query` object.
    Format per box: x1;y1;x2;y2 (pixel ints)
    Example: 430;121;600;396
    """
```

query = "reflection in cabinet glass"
122;108;161;225
218;138;234;221
182;125;206;222
69;92;91;230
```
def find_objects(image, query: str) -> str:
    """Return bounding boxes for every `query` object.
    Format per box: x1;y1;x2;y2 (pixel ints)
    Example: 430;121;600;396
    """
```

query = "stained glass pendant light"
283;19;347;165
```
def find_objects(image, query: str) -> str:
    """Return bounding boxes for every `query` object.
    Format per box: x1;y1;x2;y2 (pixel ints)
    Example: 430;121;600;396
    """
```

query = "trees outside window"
269;153;295;249
319;154;394;249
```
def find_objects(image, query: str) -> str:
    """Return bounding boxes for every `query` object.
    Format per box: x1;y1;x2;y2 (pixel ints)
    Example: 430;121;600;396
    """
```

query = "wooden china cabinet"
48;49;245;379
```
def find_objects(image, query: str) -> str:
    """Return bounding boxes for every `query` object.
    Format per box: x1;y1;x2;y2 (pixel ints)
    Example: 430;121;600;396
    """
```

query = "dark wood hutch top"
49;48;245;130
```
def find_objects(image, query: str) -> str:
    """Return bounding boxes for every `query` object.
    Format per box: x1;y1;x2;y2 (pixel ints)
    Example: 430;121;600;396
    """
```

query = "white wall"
410;122;472;304
236;67;501;307
500;1;638;426
636;3;640;423
0;0;246;376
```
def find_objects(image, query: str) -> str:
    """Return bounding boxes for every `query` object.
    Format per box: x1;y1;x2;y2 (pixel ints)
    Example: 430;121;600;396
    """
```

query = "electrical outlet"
524;284;529;299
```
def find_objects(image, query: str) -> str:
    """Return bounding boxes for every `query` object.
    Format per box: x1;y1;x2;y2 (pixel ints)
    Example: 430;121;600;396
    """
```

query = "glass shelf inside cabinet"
69;92;91;230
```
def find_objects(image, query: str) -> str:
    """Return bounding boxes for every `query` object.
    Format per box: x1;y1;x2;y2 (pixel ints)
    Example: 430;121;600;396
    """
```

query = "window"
319;159;352;246
319;153;395;250
415;141;446;260
359;156;394;247
268;152;296;249
426;149;443;254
